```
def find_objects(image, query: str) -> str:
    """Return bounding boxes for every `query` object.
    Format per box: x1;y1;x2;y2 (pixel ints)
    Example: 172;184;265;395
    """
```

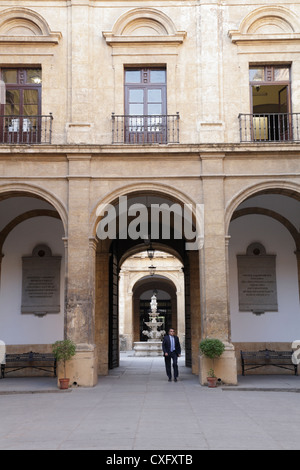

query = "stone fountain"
133;293;166;356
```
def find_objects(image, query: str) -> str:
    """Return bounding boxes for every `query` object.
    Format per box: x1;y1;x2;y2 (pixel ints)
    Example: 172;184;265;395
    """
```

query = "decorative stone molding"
229;6;300;44
0;7;62;44
103;7;186;47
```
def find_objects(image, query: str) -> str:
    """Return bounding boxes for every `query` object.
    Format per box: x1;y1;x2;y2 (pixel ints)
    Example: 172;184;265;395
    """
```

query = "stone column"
199;155;237;385
95;251;110;375
189;251;201;374
122;271;134;350
63;154;98;386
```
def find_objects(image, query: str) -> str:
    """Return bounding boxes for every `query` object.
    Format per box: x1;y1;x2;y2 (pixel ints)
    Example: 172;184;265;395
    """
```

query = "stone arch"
231;207;300;250
129;270;183;296
91;182;198;239
0;209;60;252
227;180;300;307
119;242;184;267
225;180;300;235
0;182;68;234
94;183;201;373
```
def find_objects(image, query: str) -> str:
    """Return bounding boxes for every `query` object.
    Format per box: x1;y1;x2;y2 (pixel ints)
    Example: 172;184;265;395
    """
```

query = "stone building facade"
0;0;300;385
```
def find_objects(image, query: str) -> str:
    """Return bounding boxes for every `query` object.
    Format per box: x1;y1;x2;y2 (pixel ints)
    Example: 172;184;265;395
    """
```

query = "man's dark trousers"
164;351;179;380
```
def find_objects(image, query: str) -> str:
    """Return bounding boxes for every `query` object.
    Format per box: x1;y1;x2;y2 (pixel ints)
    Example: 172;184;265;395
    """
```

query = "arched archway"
119;250;184;351
227;184;300;372
0;187;66;350
93;188;201;375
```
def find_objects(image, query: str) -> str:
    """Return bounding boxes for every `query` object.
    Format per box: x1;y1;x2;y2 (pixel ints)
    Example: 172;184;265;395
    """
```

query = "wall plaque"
22;244;61;315
237;243;278;314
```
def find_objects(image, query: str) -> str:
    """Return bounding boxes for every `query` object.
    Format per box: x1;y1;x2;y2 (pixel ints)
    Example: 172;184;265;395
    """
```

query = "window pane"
249;68;264;82
125;70;141;83
129;103;144;115
148;89;162;102
24;89;38;105
150;70;166;83
274;67;290;81
26;69;42;84
148;103;162;115
24;105;38;116
5;90;20;114
2;69;18;84
129;89;144;103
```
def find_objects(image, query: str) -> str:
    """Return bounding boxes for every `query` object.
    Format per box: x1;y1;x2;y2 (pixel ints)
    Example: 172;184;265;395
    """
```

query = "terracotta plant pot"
59;378;70;390
207;377;217;388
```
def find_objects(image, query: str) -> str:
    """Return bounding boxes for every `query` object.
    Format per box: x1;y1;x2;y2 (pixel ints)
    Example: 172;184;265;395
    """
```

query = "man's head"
168;328;175;336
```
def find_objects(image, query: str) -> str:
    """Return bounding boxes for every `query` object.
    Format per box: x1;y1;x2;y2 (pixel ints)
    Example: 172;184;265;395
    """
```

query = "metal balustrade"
0;114;53;144
112;113;180;144
239;113;300;143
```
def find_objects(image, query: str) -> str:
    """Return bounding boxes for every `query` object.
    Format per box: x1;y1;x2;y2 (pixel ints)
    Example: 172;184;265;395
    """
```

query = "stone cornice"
0;142;299;157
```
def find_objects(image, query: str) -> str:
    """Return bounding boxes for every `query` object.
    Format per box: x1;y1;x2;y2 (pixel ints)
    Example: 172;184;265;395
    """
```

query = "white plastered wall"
0;217;65;345
229;213;300;342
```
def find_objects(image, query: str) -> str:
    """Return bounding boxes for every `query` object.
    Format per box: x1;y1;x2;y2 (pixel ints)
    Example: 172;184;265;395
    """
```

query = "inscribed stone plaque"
22;244;61;315
237;243;278;313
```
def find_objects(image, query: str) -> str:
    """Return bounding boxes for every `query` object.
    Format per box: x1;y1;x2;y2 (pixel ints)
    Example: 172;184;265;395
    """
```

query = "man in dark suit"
162;328;181;382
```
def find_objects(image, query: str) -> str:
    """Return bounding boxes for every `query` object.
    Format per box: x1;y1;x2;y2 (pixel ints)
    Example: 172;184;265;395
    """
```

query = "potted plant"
199;338;225;387
52;339;76;389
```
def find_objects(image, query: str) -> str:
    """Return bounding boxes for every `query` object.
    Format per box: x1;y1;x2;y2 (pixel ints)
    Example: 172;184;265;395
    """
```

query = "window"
124;67;167;143
249;65;292;141
0;67;42;143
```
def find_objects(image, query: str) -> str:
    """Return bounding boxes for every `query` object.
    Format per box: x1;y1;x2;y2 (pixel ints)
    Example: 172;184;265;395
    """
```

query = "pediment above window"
229;6;300;44
103;8;186;46
0;7;61;44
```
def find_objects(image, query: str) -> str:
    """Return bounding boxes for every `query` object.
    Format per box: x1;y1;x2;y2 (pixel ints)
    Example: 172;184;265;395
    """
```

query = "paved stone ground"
0;353;300;450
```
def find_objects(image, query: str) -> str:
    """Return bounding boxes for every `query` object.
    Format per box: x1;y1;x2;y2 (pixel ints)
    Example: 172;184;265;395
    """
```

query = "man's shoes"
168;378;172;382
174;378;177;382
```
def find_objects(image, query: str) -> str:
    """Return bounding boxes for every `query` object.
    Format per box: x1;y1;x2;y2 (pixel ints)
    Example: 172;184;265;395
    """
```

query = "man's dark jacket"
162;334;181;356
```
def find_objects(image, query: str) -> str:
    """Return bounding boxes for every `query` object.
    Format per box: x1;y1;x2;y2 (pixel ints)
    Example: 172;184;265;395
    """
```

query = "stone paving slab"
0;353;300;450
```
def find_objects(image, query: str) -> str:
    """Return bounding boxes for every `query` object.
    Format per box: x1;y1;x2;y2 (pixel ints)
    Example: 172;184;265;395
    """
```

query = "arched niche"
103;7;186;46
0;7;61;44
229;6;300;44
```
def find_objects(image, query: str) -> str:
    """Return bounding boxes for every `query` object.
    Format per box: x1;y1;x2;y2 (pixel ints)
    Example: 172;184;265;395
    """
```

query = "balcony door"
124;68;167;144
250;65;291;141
0;68;42;144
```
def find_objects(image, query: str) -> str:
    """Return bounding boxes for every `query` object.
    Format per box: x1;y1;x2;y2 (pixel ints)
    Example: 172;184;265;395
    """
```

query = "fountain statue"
142;293;166;341
133;292;166;356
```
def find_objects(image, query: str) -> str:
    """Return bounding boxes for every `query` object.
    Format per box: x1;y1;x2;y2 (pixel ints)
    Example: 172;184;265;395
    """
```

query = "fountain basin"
133;341;163;357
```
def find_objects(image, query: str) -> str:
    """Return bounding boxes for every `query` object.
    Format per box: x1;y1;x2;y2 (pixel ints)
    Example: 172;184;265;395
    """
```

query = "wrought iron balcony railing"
0;114;53;144
239;113;300;143
112;113;180;144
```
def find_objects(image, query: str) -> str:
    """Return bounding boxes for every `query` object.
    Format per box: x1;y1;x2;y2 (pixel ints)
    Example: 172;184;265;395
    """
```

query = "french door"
124;68;167;144
0;68;42;144
250;65;292;141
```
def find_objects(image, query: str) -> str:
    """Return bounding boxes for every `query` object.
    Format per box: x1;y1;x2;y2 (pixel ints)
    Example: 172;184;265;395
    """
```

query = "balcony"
112;113;180;144
0;114;53;144
239;113;300;143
